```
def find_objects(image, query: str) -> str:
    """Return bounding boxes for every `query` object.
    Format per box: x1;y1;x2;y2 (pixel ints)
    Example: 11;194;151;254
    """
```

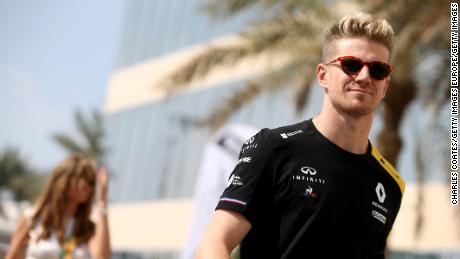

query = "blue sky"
0;0;125;170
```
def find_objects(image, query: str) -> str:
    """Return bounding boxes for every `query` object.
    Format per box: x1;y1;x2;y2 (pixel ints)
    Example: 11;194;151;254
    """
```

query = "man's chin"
330;98;377;117
338;104;374;117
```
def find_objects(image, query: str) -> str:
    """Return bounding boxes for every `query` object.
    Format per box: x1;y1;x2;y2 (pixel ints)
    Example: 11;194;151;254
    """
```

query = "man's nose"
354;65;372;83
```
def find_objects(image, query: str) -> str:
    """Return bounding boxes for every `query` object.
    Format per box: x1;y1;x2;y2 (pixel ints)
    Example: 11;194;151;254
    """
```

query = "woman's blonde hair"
31;154;96;245
323;12;395;61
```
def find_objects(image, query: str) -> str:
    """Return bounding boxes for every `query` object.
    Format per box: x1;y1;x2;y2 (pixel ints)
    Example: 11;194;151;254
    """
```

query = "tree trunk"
376;79;416;258
376;80;416;165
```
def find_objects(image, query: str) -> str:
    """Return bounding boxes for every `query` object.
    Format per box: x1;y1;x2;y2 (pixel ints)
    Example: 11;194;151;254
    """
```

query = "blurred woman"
6;154;111;259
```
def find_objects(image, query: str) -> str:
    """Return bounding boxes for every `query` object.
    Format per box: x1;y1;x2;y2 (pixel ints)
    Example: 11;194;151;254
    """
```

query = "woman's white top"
24;209;92;259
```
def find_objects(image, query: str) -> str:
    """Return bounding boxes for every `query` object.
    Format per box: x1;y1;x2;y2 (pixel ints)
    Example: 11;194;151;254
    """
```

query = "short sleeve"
216;128;273;223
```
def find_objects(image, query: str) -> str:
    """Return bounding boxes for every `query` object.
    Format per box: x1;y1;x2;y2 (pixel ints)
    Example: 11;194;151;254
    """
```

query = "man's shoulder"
267;120;312;145
240;120;313;154
370;146;406;195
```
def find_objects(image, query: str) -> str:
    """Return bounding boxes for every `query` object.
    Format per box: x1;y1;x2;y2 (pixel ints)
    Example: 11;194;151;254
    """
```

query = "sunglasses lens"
332;56;392;80
341;58;363;75
369;62;391;80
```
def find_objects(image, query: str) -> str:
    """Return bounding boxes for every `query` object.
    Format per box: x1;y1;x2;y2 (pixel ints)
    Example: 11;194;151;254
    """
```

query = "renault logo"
376;182;386;203
300;166;317;175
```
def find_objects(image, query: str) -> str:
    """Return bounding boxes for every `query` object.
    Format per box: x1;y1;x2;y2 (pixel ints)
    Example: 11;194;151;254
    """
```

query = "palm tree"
163;0;451;236
53;109;105;165
0;148;44;215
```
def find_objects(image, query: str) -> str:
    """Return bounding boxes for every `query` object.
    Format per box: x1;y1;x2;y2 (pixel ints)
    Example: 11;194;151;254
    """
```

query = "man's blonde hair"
323;12;395;61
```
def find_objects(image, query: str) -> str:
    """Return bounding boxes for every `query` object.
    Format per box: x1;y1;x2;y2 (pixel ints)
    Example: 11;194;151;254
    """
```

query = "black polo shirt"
216;119;405;259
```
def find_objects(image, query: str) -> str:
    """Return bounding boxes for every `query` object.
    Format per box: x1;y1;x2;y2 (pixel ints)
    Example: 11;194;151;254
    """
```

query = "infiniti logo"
300;166;317;175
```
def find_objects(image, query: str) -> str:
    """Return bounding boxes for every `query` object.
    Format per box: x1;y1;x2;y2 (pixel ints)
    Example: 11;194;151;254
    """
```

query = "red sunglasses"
326;56;393;80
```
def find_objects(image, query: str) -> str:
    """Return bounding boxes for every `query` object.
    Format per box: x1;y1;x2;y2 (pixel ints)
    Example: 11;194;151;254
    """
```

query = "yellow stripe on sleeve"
371;146;405;195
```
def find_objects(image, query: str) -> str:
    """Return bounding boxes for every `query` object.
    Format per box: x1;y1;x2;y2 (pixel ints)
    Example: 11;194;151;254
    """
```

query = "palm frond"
384;0;450;116
54;109;105;163
195;65;302;129
163;9;327;93
75;110;96;148
241;9;328;52
52;134;86;155
201;0;261;20
88;110;104;162
162;43;251;93
292;66;317;113
195;81;265;129
202;0;331;20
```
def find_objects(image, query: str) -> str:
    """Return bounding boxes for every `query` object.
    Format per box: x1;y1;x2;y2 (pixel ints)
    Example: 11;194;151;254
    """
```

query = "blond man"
196;12;405;259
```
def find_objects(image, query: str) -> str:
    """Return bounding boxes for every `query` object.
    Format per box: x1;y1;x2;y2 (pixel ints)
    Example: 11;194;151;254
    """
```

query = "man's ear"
317;63;328;89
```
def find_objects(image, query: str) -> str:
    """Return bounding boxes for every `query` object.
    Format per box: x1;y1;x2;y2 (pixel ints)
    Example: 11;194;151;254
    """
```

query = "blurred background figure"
5;154;111;259
180;124;258;259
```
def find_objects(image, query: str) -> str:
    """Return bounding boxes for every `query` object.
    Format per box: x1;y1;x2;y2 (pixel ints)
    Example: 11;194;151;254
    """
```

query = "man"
196;12;405;259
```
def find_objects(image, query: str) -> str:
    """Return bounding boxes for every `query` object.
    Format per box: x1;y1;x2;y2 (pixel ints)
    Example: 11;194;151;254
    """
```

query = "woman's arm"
5;216;30;259
89;166;111;259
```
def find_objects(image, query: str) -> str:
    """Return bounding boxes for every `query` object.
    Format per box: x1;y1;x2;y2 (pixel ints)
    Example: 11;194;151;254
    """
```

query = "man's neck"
312;110;373;154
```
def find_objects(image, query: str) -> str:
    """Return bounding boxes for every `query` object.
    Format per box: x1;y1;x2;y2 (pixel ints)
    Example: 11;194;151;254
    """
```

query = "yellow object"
62;237;76;259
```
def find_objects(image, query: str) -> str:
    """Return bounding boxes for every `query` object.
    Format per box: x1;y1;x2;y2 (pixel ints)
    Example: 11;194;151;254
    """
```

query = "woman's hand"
95;166;109;208
90;166;112;259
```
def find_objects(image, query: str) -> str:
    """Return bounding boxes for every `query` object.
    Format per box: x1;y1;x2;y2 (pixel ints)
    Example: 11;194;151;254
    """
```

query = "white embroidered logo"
244;136;255;145
375;182;386;203
300;166;317;175
237;157;252;165
227;174;244;187
280;130;303;139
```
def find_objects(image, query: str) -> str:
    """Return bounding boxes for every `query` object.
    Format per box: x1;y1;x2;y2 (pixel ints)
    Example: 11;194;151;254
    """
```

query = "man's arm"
195;209;251;259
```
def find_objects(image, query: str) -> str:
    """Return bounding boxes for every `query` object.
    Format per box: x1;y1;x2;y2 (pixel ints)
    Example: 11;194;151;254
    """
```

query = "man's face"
317;37;391;117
